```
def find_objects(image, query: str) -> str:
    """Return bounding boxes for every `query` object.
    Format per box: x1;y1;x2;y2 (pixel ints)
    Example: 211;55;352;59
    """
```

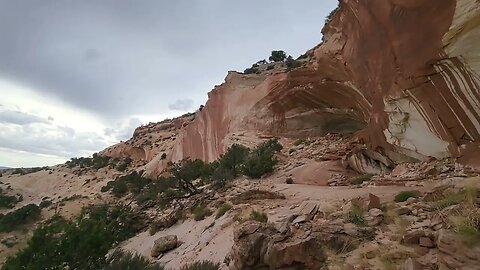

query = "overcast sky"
0;0;338;168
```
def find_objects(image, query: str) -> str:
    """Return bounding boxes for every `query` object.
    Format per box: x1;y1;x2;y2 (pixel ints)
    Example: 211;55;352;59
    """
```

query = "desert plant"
351;174;374;185
250;210;268;223
104;251;165;270
39;200;53;209
161;153;167;160
394;190;420;203
216;203;232;219
231;189;285;204
0;204;41;232
348;203;364;225
243;139;282;179
269;50;287;62
2;204;144;270
193;205;212;221
180;261;220;270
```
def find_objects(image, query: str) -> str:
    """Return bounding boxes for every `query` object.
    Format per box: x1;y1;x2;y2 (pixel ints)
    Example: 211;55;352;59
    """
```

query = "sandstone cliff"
140;0;480;178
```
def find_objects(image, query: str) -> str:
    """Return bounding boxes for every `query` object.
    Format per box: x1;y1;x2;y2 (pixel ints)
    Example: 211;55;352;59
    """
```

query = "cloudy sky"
0;0;337;168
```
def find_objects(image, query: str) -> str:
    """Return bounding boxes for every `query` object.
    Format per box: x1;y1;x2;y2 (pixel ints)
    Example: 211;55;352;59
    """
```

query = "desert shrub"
243;66;259;74
2;204;143;270
180;261;220;270
266;65;275;70
348;202;364;225
104;251;165;270
217;144;249;178
12;168;25;175
116;162;128;172
0;204;41;232
39;200;53;209
250;210;268;223
285;56;302;70
66;154;111;170
243;139;282;179
0;192;21;209
171;159;212;194
161;153;167;160
193;205;212;221
285;177;294;184
216;203;232;219
351;174;374;185
394;190;420;203
269;50;287;62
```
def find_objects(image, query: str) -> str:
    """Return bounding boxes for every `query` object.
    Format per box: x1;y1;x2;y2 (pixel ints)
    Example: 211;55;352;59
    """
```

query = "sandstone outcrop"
138;0;480;178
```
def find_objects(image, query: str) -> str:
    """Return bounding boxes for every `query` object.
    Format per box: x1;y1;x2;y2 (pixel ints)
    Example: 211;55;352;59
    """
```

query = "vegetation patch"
215;203;232;219
0;204;41;233
2;204;144;270
193;205;212;221
104;250;165;270
0;188;22;208
180;261;220;270
351;174;374;185
394;190;420;203
347;202;364;226
250;210;268;223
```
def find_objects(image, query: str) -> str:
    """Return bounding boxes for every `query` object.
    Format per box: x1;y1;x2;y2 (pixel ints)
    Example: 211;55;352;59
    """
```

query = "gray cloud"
168;99;194;111
0;123;109;158
0;0;337;121
0;1;339;166
0;110;50;125
104;118;143;141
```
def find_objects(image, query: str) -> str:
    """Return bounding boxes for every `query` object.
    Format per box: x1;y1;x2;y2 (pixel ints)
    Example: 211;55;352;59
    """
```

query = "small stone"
151;235;178;257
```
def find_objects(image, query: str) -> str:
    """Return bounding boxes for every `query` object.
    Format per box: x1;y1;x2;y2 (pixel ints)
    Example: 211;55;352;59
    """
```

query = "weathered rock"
228;221;326;270
367;193;381;210
438;229;480;269
401;231;426;245
151;235;178;257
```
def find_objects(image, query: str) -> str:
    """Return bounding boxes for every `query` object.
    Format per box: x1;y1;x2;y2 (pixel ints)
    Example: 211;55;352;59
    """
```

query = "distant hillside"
0;166;10;170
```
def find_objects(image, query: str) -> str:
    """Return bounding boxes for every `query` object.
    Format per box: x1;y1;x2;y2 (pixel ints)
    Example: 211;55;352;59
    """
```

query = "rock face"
138;0;480;178
437;229;480;269
151;235;179;257
265;0;480;166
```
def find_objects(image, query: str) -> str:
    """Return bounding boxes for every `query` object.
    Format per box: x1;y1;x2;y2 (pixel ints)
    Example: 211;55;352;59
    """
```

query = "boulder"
151;235;178;257
367;193;381;210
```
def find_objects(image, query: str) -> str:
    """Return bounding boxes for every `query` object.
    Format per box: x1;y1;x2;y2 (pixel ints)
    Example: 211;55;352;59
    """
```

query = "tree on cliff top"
269;50;287;62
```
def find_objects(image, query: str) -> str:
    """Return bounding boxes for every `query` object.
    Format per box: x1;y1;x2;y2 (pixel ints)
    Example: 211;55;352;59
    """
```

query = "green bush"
0;193;21;208
394;190;420;203
217;144;249;178
348;203;364;225
104;250;165;270
243;139;282;179
2;204;144;270
39;200;53;209
0;204;41;232
180;261;220;270
250;210;268;223
193;205;212;221
216;203;232;219
269;50;287;62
